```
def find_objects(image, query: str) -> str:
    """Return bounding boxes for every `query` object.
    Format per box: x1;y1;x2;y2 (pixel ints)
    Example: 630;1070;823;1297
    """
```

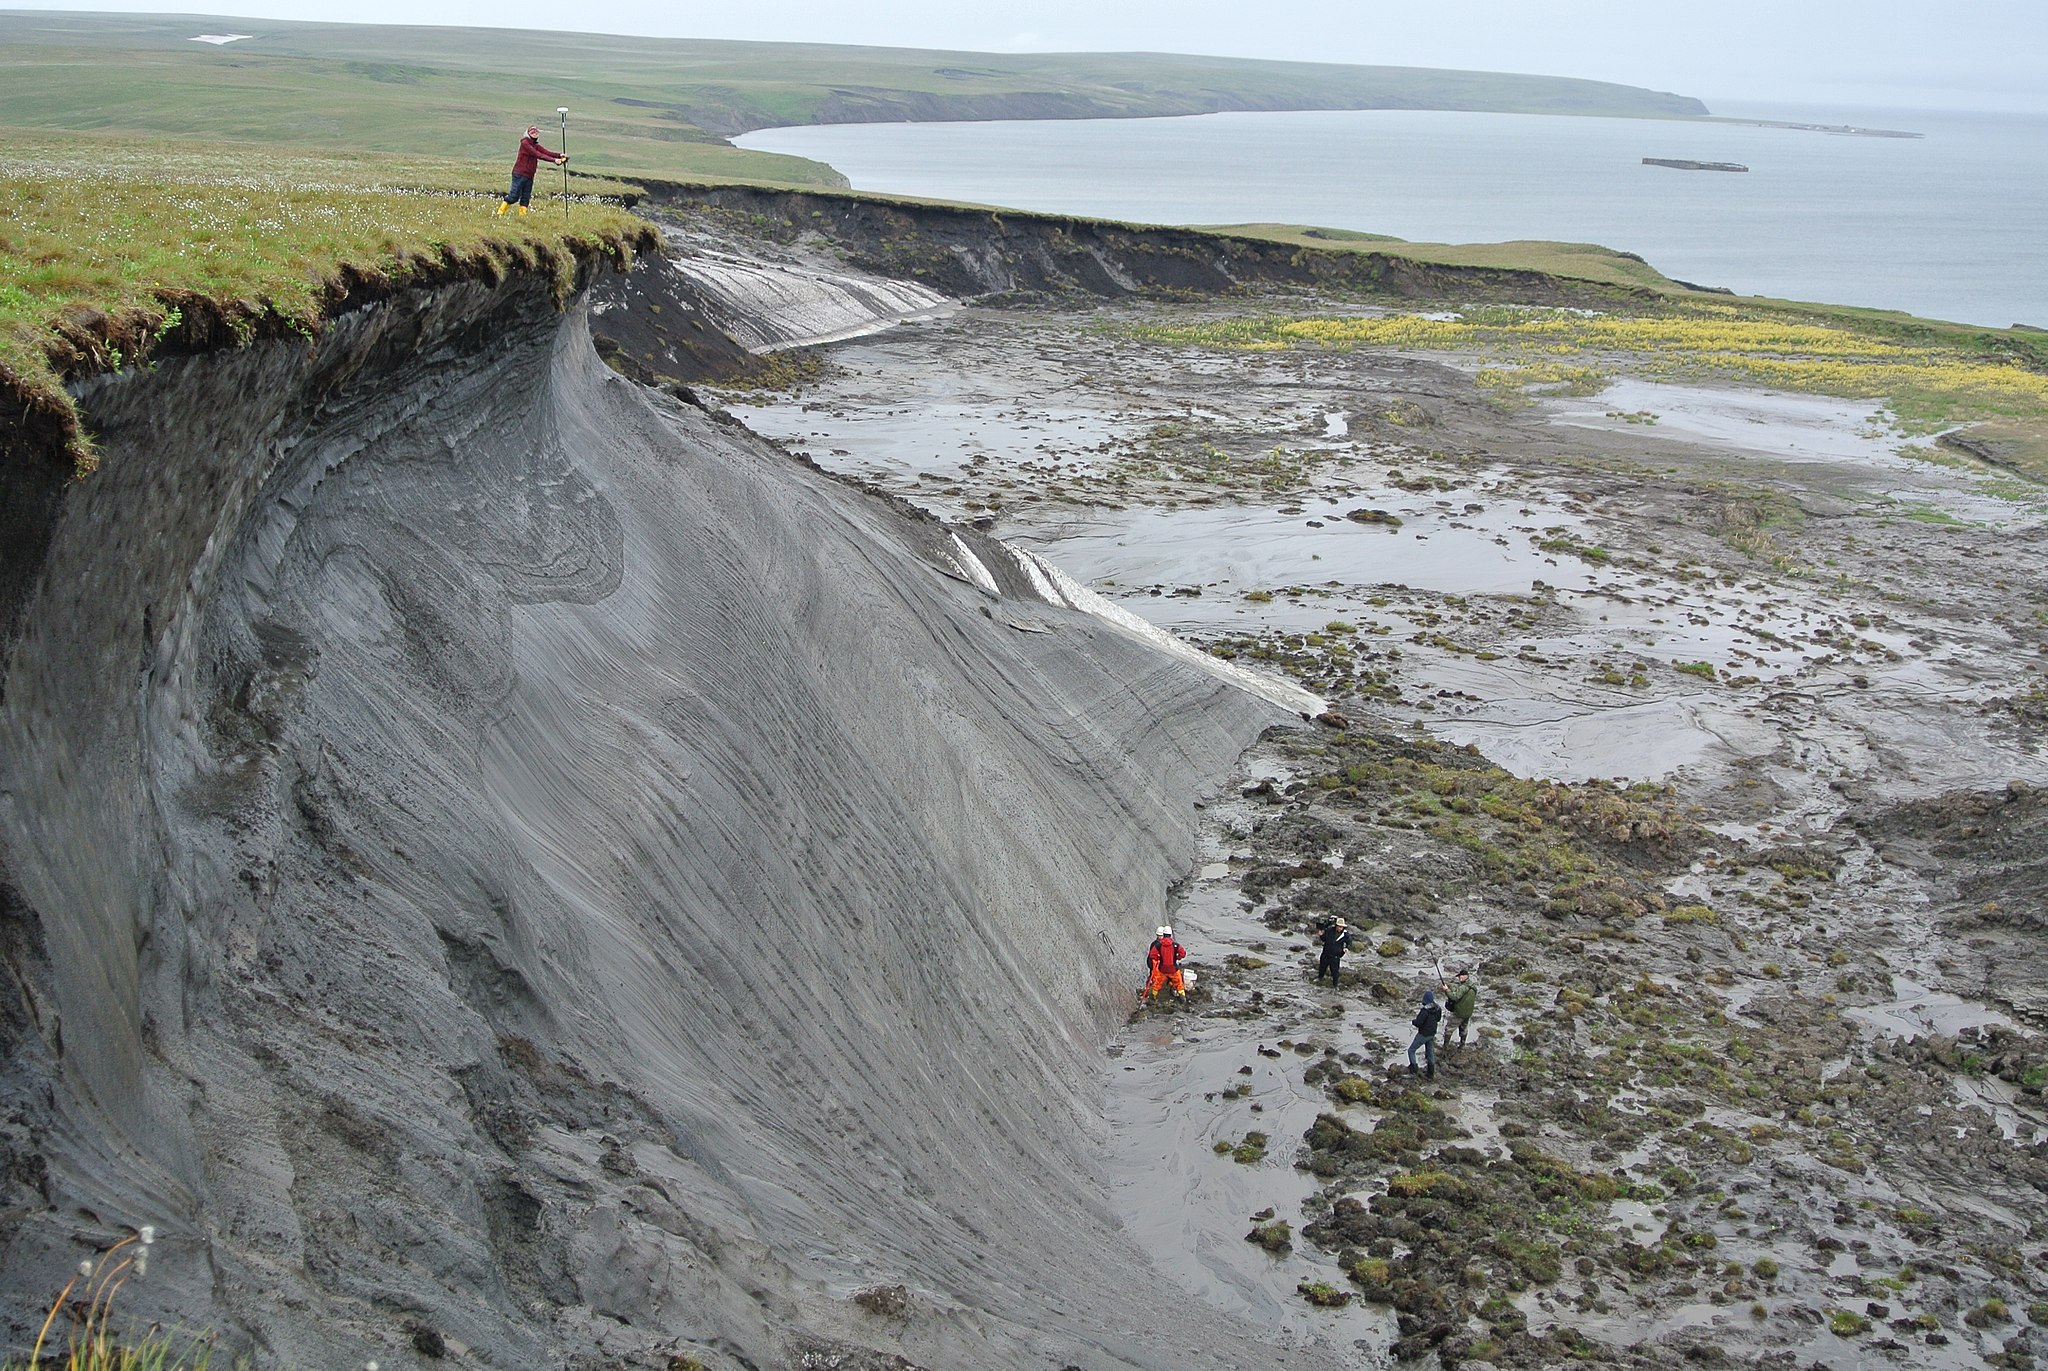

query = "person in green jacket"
1440;969;1478;1048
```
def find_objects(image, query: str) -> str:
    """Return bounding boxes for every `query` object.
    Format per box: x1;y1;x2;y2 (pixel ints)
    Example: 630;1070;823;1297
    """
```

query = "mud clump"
853;1285;913;1318
1247;1219;1294;1252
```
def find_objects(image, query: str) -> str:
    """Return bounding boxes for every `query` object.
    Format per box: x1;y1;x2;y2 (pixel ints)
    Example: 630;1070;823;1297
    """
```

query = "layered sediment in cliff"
583;184;1661;394
667;183;1646;304
0;260;1321;1368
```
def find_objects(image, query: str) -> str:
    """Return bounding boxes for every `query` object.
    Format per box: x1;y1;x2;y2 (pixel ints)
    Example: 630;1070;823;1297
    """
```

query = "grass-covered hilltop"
2;8;1707;186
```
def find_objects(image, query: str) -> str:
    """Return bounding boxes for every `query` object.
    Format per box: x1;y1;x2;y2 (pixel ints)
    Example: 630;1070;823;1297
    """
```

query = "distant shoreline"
1704;116;1925;138
737;106;2039;326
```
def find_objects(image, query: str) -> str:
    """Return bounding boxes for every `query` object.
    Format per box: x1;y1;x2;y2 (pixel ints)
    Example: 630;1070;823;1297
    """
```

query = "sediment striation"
0;251;1321;1367
586;184;1665;395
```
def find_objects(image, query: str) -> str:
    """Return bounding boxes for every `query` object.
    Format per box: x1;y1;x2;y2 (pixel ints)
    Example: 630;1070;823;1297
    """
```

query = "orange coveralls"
1144;934;1187;997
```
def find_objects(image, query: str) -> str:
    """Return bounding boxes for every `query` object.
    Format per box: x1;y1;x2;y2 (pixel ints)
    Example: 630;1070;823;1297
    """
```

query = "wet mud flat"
718;296;2048;1369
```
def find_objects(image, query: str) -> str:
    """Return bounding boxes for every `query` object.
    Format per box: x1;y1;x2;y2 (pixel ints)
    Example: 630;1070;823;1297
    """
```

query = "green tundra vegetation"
1;10;1706;186
1121;301;2048;476
1202;227;1700;293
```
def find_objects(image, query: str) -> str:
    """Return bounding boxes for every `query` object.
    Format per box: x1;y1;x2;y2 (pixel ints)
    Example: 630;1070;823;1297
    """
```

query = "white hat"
1157;925;1172;937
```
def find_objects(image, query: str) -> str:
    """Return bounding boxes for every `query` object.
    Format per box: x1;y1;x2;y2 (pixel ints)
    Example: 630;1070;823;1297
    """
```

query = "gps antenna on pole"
558;106;570;208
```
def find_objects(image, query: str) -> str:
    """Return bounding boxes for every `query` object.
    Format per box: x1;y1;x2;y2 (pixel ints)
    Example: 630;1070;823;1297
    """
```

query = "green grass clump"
2;129;655;474
1966;1297;2010;1328
1828;1308;1870;1336
2;1327;221;1371
1297;1279;1352;1307
1475;361;1609;400
1245;1220;1292;1251
1218;1131;1270;1163
1538;536;1610;563
1348;1256;1393;1286
1331;1073;1378;1104
5;1230;226;1371
1386;1168;1458;1198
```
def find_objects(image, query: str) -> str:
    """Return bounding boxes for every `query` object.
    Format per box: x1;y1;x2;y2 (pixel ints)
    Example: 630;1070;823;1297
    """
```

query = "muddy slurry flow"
720;296;2048;1369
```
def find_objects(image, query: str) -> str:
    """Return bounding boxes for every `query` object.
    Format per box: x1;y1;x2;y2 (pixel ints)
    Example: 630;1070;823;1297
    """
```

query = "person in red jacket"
496;124;568;217
1142;925;1187;1000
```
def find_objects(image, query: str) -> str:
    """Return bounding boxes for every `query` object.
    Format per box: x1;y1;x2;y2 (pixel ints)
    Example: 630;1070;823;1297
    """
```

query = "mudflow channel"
723;286;2048;1368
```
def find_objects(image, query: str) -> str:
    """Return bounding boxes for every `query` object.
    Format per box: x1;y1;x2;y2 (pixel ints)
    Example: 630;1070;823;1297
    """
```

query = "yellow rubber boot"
516;204;529;217
494;201;508;215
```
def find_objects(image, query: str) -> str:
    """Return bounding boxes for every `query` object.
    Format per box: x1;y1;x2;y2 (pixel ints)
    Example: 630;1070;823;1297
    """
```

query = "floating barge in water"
1643;157;1749;173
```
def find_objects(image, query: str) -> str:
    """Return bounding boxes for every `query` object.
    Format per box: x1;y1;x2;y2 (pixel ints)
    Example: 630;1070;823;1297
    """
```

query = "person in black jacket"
1407;990;1441;1079
1316;917;1352;987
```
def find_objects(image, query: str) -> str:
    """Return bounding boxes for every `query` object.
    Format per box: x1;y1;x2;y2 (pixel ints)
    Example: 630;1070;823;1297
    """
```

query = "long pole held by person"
558;107;570;209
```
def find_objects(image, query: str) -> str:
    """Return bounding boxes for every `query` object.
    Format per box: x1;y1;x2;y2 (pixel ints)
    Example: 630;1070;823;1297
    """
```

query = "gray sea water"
737;103;2048;328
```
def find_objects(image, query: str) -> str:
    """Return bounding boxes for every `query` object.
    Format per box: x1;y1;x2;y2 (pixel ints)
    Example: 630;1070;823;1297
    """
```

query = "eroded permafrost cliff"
0;250;1326;1368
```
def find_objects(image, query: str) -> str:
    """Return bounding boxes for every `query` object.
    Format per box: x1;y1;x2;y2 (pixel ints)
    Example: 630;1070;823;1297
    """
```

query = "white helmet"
1157;925;1172;937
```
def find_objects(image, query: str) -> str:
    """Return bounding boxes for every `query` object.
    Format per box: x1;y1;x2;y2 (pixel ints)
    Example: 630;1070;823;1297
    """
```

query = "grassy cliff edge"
0;130;656;474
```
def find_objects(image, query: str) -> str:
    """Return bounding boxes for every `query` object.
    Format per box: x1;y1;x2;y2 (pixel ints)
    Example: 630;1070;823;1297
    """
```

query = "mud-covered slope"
0;265;1324;1369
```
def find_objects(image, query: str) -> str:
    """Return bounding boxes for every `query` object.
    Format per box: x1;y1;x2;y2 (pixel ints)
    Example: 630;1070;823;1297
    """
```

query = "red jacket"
1147;936;1185;972
512;135;563;178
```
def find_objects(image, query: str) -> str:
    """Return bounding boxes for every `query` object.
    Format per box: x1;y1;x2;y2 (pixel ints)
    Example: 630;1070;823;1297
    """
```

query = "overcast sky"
14;0;2047;113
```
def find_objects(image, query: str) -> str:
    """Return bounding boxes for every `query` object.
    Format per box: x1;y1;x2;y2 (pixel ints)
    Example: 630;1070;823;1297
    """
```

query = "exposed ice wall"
1012;546;1327;720
0;274;1331;1371
667;247;954;352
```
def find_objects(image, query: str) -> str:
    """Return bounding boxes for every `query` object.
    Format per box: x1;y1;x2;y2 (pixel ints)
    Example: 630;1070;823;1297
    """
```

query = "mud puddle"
1012;495;1598;621
1543;379;1907;467
1844;975;2015;1042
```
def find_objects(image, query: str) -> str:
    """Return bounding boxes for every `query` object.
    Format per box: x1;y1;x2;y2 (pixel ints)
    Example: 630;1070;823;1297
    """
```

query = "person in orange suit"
1143;925;1187;1000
